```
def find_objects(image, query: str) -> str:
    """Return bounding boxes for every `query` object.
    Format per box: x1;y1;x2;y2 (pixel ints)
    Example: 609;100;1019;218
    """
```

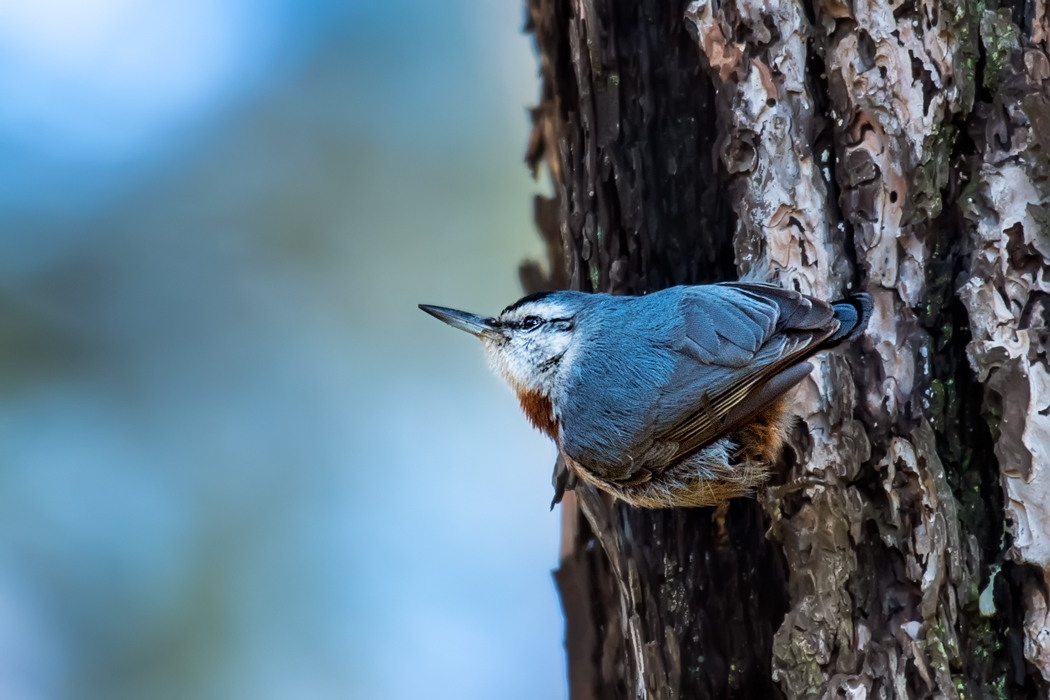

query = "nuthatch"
420;282;872;509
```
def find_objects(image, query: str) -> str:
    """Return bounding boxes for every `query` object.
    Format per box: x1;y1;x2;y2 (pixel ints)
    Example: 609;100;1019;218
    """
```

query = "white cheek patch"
482;339;532;391
482;331;571;394
493;345;530;388
542;334;572;370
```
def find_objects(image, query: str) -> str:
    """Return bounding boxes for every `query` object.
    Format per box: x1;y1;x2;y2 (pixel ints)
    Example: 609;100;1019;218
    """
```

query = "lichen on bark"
958;20;1050;682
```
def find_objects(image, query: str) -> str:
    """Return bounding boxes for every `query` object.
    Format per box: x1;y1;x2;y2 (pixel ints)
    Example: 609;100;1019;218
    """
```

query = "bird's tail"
825;292;873;344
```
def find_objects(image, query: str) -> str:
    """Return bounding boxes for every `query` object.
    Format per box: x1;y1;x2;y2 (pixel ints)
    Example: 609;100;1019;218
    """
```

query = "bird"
419;282;872;509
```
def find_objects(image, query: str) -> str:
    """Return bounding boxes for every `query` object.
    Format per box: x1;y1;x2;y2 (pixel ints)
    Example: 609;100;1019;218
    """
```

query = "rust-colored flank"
733;396;790;464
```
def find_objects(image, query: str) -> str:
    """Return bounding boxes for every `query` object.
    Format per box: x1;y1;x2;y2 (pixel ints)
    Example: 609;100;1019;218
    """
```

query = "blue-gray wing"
560;283;839;479
646;283;838;466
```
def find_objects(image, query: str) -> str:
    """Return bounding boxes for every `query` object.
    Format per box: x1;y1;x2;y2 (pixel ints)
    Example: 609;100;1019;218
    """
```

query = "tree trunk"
521;0;1050;698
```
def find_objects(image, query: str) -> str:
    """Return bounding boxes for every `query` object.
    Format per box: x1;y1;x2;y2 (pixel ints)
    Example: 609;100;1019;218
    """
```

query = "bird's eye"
521;316;542;330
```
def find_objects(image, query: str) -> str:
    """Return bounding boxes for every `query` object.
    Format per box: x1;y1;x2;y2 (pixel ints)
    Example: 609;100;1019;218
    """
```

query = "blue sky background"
0;2;564;698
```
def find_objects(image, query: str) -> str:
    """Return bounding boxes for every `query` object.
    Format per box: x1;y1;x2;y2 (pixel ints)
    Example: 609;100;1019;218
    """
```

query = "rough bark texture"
522;0;1050;697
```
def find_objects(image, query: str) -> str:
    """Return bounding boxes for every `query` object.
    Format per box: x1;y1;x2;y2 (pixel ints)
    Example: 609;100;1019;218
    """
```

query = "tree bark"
522;0;1050;697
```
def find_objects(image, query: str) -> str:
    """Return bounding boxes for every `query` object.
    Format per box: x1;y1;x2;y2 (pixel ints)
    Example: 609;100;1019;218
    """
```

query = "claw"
550;453;577;509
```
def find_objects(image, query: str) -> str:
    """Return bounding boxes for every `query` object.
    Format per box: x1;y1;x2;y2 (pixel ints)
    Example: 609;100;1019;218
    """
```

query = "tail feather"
826;292;873;344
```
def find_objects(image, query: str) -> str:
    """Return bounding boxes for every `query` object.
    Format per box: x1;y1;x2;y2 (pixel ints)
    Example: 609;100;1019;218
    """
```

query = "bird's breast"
516;389;559;439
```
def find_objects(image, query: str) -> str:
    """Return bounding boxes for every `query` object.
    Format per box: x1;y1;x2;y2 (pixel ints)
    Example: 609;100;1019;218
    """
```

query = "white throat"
482;332;571;396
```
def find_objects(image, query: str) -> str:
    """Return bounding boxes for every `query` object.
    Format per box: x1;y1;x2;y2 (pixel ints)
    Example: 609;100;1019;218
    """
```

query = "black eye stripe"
523;316;571;329
496;316;573;329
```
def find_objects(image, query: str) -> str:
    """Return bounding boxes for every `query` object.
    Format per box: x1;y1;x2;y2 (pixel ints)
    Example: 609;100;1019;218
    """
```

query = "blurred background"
0;1;565;699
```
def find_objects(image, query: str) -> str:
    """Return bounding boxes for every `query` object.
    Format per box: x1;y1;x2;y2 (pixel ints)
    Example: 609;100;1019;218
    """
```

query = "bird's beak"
419;304;497;338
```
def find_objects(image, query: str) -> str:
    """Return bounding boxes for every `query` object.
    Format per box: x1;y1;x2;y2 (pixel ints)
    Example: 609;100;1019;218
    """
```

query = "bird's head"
419;291;585;394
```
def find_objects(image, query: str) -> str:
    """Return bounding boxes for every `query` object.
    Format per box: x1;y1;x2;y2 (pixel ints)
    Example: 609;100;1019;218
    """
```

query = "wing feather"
643;283;839;470
651;329;828;461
